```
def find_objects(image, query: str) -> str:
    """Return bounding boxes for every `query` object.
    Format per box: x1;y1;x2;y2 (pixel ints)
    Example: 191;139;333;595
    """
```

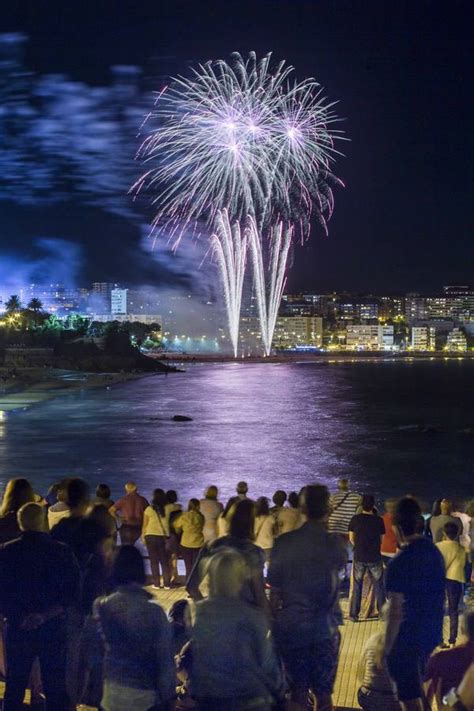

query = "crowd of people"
0;475;473;711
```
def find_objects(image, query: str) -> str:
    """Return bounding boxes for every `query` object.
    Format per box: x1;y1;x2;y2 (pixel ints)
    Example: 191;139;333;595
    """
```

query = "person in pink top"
111;482;148;545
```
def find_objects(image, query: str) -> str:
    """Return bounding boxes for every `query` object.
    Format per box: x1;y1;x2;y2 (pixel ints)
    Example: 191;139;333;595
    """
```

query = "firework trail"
135;52;343;354
210;209;248;356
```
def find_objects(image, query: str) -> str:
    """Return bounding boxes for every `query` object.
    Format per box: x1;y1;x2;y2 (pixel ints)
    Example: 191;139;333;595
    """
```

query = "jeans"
350;560;385;619
145;535;171;587
445;579;463;643
3;617;69;711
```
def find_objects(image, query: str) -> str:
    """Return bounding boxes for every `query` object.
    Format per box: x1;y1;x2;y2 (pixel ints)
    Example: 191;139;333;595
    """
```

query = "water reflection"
0;362;472;504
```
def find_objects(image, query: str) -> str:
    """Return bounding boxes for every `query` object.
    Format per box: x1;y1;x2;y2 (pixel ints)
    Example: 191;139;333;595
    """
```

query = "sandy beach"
0;368;166;412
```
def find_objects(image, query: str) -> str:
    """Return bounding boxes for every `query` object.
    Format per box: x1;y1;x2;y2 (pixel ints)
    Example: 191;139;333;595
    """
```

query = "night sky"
1;0;473;293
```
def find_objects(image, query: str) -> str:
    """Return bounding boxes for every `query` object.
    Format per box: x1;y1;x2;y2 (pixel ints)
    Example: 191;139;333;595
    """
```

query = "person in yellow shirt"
173;499;205;580
436;521;467;647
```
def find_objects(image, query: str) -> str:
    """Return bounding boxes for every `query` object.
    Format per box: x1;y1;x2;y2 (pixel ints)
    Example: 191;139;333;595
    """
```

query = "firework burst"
135;52;344;354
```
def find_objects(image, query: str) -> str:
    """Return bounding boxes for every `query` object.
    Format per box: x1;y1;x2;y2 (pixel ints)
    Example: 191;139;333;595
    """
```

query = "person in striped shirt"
328;479;362;538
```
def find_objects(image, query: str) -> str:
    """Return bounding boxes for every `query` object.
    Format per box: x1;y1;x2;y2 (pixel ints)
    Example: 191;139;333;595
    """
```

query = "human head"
431;498;443;516
96;484;111;501
255;496;270;517
301;484;331;521
229;498;255;540
112;545;146;587
46;482;61;502
361;494;375;513
205;485;218;500
166;489;178;504
152;488;167;514
440;498;453;515
338;478;349;492
125;481;137;494
17;502;46;532
272;490;287;508
384;498;397;515
65;478;90;513
168;599;189;626
288;491;299;509
393;497;423;539
236;481;248;496
207;547;249;598
188;498;200;512
1;478;35;516
56;478;71;503
443;522;459;541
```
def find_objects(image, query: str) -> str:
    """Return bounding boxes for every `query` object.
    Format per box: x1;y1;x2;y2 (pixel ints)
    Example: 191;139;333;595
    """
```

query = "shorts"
281;633;340;697
386;642;433;702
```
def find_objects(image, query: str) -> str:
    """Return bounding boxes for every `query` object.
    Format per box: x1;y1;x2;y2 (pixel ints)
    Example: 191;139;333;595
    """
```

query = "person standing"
94;546;175;711
254;496;275;562
0;503;80;711
173;499;205;579
268;485;347;711
47;478;72;530
271;490;301;536
0;478;35;544
187;499;267;610
328;478;362;538
429;498;462;543
142;489;172;590
111;482;148;545
378;497;445;711
348;495;386;622
225;481;252;512
164;490;182;584
199;485;223;544
381;498;398;563
436;521;467;647
93;484;114;511
190;548;285;711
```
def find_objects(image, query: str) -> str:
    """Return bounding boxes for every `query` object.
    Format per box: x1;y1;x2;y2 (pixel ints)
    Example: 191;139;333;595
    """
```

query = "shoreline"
155;351;474;364
0;368;168;412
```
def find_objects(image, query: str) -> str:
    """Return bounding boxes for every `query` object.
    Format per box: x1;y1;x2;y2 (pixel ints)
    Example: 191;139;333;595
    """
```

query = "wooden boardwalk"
149;585;380;710
0;583;461;709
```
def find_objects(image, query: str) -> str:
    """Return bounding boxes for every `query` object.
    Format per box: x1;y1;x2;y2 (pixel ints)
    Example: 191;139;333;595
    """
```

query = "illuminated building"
411;326;436;351
345;324;392;351
111;288;128;316
274;316;323;348
445;327;467;352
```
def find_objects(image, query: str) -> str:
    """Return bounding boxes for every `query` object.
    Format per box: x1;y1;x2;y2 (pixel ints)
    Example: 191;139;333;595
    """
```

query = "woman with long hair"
0;478;35;544
94;546;175;711
254;497;275;562
142;488;172;589
187;499;267;610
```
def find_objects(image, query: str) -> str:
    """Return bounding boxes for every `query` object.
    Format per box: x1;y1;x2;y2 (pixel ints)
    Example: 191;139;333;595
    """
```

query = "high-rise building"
111;288;128;316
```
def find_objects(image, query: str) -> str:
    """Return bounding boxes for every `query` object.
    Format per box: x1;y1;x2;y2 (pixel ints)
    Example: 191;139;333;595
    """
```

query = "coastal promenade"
0;582;467;709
